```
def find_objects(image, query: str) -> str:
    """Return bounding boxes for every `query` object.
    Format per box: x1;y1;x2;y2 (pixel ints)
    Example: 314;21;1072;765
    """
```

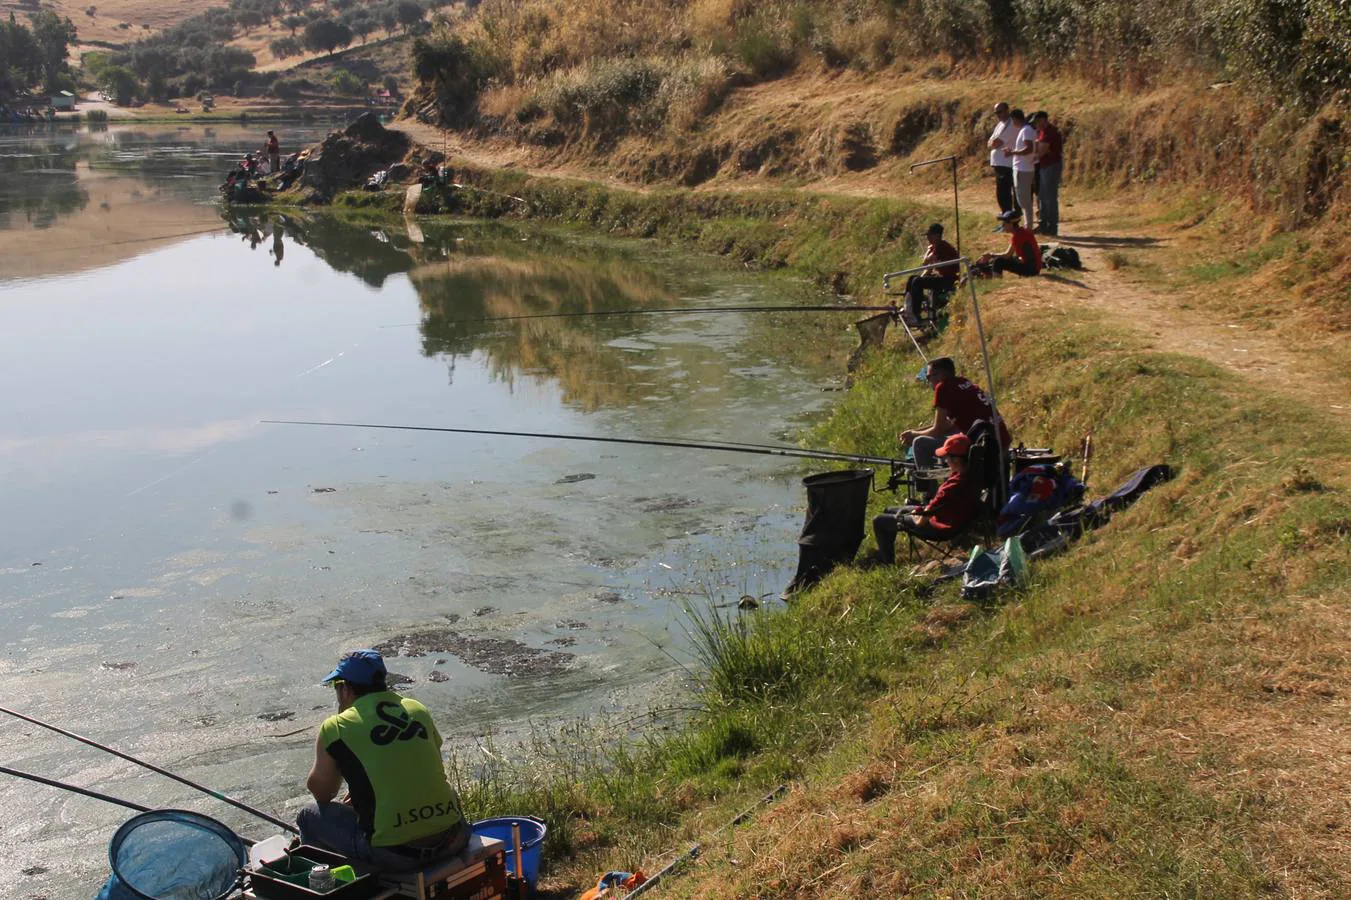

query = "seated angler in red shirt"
901;222;961;326
974;209;1043;277
872;433;982;564
900;356;1012;471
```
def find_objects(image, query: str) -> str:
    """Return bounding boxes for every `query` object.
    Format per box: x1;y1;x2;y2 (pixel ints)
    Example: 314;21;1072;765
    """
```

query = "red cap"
936;433;972;458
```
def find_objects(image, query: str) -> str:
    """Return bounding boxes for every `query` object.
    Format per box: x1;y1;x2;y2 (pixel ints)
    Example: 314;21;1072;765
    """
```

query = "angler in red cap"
872;433;983;564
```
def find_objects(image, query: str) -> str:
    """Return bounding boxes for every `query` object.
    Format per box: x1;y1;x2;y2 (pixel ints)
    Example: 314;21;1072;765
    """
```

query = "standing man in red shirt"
900;356;1012;471
1032;111;1063;236
872;433;982;564
901;222;961;327
976;209;1042;277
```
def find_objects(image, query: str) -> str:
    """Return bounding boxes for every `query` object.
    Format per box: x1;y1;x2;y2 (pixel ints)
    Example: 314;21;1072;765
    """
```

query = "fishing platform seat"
244;835;507;900
912;284;954;337
377;834;508;900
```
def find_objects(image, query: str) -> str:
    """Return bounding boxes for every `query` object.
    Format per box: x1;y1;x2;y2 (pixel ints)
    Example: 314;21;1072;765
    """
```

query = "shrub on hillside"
412;28;501;124
271;76;309;99
731;13;795;79
331;69;367;96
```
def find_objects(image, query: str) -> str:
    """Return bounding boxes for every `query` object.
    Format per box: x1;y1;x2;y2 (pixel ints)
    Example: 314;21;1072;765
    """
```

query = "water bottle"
308;863;335;893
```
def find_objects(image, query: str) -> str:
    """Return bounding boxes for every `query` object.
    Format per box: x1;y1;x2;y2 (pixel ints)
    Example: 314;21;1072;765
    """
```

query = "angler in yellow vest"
297;649;470;871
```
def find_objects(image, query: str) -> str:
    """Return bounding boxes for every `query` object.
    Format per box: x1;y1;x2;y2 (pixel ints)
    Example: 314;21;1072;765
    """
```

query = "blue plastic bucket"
470;817;546;889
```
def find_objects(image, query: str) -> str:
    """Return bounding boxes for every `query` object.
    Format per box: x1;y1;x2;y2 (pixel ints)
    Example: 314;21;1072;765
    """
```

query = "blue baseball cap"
322;649;387;687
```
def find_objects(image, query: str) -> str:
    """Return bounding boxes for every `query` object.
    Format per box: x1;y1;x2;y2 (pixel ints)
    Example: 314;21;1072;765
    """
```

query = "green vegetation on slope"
336;176;1349;894
446;273;1351;897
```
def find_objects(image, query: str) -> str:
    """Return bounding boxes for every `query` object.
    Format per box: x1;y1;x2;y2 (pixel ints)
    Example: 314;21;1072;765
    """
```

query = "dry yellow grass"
0;0;217;45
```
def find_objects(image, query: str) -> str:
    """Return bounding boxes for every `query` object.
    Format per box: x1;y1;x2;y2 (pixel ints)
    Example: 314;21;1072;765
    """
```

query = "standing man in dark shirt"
872;433;981;564
266;130;280;175
901;222;961;326
1032;111;1063;235
900;356;1012;471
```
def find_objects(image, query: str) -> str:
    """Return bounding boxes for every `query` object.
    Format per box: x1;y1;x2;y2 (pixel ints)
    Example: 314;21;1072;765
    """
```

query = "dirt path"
982;202;1351;421
399;123;1348;423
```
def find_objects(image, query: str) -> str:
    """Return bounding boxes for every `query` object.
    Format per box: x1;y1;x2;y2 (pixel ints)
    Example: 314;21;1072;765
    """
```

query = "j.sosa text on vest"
393;800;458;828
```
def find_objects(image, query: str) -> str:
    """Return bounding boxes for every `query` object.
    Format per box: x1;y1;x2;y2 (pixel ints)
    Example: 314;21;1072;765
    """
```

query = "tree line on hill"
1;11;78;101
83;0;451;104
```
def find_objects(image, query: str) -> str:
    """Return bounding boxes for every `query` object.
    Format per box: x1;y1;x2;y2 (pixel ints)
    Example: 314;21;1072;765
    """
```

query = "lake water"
0;123;854;896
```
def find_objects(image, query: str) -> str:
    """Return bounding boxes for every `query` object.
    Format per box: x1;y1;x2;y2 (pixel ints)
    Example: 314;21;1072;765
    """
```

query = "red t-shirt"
934;376;1012;447
1010;227;1043;273
922;467;981;536
924;239;960;284
1036;123;1063;167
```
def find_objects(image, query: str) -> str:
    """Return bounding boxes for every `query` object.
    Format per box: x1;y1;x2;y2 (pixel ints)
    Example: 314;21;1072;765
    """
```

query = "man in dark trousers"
873;433;982;564
1033;111;1063;235
265;130;280;174
298;649;470;872
986;102;1014;213
900;356;1012;471
901;222;961;326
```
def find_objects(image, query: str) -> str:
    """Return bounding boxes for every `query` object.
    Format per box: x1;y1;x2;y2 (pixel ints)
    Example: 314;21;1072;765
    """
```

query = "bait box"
247;844;382;900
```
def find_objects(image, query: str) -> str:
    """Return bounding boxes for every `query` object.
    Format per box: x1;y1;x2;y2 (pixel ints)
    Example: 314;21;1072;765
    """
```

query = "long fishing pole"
261;420;902;467
0;764;151;814
0;705;297;834
384;303;896;328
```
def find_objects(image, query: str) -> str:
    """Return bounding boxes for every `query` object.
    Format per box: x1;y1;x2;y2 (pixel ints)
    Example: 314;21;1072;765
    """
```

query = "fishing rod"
384;303;897;329
261;420;903;467
0;705;298;834
0;764;151;814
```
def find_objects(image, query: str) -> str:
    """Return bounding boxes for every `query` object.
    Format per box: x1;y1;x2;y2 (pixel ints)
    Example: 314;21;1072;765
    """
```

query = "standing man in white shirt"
1005;108;1038;223
986;102;1013;214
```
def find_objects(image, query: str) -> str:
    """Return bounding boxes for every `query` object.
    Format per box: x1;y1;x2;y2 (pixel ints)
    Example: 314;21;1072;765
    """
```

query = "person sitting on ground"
298;649;470;872
899;356;1012;471
974;209;1043;278
872;433;982;564
901;223;961;327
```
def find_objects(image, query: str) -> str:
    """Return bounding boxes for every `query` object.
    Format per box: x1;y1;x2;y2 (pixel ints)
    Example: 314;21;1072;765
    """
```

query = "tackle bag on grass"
1043;245;1082;270
961;537;1028;600
997;464;1085;538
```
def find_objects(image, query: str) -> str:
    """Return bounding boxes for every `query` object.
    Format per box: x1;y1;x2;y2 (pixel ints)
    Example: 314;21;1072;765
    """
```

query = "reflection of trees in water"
0;126;332;231
219;210;728;413
0;134;88;230
243;212;417;287
413;255;676;412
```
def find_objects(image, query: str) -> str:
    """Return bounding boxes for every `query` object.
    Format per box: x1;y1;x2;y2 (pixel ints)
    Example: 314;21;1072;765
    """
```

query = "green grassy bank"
308;173;1351;894
329;167;953;300
258;168;1351;891
445;292;1349;896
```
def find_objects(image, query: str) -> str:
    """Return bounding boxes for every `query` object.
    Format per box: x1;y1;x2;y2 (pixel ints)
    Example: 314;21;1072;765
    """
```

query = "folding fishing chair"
909;283;954;339
899;422;1004;566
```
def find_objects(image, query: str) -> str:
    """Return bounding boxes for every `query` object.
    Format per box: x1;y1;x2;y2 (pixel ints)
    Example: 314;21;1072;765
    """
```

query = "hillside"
0;0;217;45
375;1;1351;895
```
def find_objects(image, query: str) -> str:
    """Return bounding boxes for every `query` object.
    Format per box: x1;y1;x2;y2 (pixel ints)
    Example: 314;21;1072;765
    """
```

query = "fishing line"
0;705;297;833
261;419;901;467
381;303;895;329
0;764;151;814
896;312;930;364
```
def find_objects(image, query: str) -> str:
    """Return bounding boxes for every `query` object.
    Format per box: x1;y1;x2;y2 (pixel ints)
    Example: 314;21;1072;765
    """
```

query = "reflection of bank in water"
413;255;676;411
